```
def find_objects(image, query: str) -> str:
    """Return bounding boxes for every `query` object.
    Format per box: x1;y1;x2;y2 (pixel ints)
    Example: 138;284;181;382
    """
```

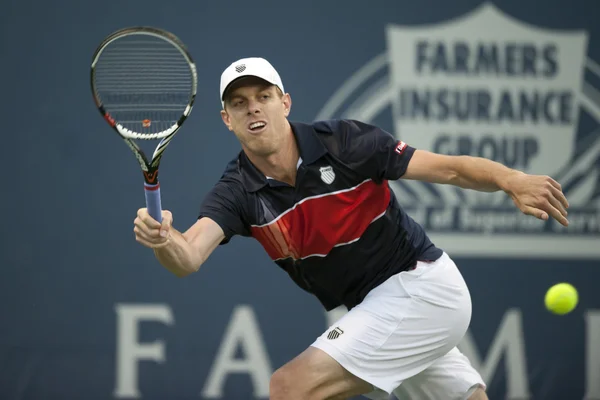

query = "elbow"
158;258;202;278
172;256;205;278
173;261;202;278
171;266;198;278
172;268;194;278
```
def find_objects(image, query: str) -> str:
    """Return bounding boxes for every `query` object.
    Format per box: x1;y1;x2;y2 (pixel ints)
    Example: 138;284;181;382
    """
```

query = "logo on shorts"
320;166;336;184
327;327;344;340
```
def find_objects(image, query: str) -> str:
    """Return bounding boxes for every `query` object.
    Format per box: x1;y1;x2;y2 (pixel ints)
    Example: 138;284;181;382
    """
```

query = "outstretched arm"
313;119;569;227
403;149;570;227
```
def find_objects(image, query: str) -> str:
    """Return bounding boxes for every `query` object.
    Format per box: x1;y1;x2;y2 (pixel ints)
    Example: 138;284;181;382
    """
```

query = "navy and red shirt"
198;119;443;311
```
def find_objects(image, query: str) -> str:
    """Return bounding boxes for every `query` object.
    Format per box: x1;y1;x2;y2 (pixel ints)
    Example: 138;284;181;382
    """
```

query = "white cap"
219;57;285;107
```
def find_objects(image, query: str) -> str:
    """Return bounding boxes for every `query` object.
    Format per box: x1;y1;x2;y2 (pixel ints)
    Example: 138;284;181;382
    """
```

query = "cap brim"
221;75;277;101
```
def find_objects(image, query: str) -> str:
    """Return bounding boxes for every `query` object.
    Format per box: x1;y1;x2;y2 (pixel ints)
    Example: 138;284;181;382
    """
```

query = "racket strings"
93;35;194;136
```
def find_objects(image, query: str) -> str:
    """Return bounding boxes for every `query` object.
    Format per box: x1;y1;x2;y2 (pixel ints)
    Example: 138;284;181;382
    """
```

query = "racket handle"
144;183;163;223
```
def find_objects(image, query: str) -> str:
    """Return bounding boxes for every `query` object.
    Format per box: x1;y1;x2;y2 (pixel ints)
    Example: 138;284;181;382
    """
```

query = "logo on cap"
235;64;246;73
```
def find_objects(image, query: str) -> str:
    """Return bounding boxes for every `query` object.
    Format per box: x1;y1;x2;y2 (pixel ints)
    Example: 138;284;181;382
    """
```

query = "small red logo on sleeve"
395;141;407;155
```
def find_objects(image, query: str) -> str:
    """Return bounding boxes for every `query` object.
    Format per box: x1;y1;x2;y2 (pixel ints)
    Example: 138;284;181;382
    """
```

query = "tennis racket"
90;26;198;223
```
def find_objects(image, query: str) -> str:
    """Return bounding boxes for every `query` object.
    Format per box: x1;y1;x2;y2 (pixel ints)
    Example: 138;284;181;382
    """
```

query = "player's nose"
246;98;262;114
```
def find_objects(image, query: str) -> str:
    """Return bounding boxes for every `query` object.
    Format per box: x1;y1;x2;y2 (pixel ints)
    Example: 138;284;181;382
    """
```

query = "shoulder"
311;119;370;135
310;119;391;143
219;152;241;177
307;119;395;155
218;153;244;183
290;118;380;141
208;152;248;197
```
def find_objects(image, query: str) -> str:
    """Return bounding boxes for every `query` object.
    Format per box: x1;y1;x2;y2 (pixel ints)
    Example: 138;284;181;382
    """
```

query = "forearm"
153;229;203;277
449;156;524;192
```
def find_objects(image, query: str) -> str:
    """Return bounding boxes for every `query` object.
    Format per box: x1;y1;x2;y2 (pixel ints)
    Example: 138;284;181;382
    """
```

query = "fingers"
138;207;162;229
520;181;569;227
541;179;569;226
520;205;549;222
134;209;159;237
134;208;172;248
546;187;568;217
521;203;566;227
133;223;161;242
542;200;569;227
548;181;569;210
159;210;173;238
512;175;571;227
546;176;564;194
135;234;170;249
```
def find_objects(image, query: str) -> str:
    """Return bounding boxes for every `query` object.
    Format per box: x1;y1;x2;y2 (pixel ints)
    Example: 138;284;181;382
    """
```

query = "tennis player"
133;57;569;400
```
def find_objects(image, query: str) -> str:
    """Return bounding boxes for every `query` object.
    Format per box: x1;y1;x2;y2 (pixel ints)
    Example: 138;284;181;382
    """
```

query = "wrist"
497;169;525;194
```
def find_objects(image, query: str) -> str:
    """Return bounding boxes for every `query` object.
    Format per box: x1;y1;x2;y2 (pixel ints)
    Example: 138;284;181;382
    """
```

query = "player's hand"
134;208;173;248
505;173;569;227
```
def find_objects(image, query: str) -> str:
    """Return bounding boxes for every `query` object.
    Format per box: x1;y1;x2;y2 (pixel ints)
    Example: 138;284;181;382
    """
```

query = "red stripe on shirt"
250;180;390;260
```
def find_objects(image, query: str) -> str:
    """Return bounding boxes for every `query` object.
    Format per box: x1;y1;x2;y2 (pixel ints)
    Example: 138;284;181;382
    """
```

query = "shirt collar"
239;121;328;192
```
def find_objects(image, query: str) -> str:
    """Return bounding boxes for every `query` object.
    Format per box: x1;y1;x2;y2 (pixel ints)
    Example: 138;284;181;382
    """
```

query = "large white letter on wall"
202;305;273;398
114;304;174;398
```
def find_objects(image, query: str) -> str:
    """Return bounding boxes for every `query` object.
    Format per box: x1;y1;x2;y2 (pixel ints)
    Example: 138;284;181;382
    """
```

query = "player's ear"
282;93;292;117
220;109;233;131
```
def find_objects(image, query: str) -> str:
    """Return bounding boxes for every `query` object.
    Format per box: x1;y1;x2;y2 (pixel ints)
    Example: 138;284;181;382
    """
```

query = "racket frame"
90;26;198;222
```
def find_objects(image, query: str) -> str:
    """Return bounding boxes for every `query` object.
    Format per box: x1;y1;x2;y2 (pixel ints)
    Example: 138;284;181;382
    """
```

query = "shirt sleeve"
198;174;251;245
314;119;416;183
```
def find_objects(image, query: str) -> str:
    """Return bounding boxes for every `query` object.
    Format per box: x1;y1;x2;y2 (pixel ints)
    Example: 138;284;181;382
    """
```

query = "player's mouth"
247;121;267;134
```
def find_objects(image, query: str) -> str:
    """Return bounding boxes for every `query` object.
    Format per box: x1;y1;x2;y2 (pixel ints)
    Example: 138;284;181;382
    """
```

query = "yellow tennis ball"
545;283;578;315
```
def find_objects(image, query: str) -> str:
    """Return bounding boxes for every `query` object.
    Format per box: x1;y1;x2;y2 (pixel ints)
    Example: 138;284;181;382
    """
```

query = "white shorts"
311;252;486;400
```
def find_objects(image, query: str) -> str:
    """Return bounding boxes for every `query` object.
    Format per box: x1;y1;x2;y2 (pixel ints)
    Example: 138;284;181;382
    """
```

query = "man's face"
220;77;292;157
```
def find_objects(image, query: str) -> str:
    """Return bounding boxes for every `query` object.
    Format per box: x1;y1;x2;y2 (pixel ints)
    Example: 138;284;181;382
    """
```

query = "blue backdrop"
2;0;599;399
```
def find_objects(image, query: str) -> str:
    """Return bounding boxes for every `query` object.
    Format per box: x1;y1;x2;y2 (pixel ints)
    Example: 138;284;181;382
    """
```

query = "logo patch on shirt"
395;141;407;155
319;166;336;184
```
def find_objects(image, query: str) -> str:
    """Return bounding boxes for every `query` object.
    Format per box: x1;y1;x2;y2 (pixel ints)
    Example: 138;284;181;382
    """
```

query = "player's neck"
246;124;299;186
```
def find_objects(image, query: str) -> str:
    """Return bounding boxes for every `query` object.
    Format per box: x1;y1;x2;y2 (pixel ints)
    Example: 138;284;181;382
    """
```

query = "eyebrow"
231;84;273;96
227;84;274;102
